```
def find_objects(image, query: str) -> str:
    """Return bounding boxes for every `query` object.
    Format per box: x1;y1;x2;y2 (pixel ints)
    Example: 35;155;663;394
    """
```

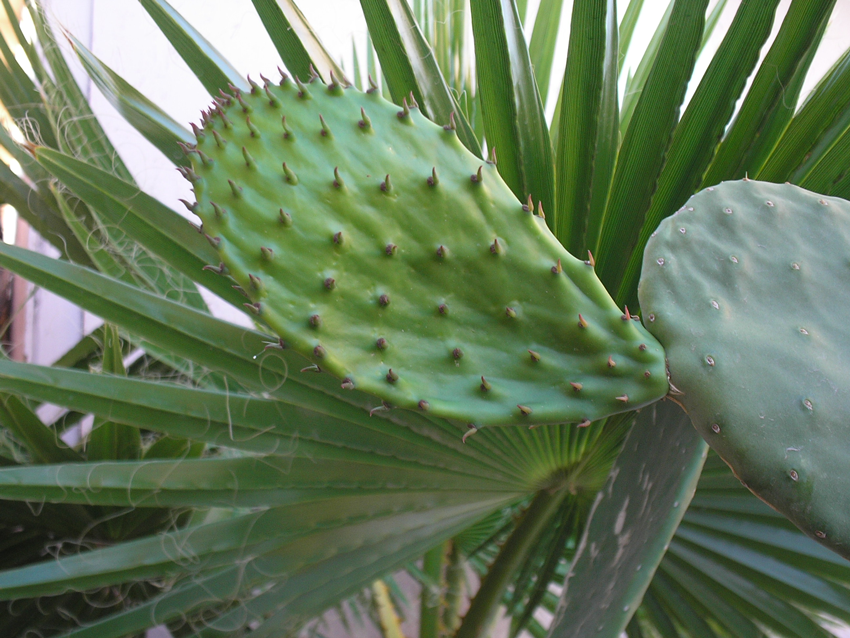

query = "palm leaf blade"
34;147;232;309
616;0;782;305
138;0;248;95
702;0;837;185
759;45;850;183
470;0;554;213
595;0;709;294
250;0;345;82
553;0;618;256
68;32;193;166
358;0;482;156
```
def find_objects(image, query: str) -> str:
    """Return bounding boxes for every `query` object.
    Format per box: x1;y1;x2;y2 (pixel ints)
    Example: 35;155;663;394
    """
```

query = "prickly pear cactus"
185;73;667;428
639;179;850;557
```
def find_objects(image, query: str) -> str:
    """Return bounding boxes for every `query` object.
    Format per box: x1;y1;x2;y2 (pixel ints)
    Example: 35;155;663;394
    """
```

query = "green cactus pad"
186;74;666;428
639;179;850;557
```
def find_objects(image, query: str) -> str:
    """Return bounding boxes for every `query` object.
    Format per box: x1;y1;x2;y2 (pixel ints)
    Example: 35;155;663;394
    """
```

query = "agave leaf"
0;4;57;149
27;0;211;302
0;355;521;477
26;1;131;179
799;127;850;198
0;393;82;464
250;0;345;82
736;16;829;180
51;186;139;286
1;0;44;82
470;0;554;215
618;0;645;74
142;434;204;460
618;0;674;134
699;0;730;51
85;325;142;462
0;357;304;456
189;506;493;638
51;325;107;370
0;121;49;184
0;454;515;508
12;496;511;638
0;493;508;599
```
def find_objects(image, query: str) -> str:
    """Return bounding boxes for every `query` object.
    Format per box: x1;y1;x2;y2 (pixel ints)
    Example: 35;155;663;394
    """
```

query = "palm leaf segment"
0;0;849;637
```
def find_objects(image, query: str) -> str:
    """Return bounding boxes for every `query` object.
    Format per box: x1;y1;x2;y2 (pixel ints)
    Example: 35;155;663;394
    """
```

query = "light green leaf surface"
0;394;81;465
0;160;92;265
618;0;645;74
0;493;511;600
85;325;142;462
0;454;514;508
618;0;674;134
28;1;131;180
760;45;850;183
51;186;138;286
0;353;518;478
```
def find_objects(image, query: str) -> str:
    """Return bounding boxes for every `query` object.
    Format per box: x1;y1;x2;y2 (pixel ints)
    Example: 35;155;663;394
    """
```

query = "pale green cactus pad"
186;74;667;428
639;179;850;558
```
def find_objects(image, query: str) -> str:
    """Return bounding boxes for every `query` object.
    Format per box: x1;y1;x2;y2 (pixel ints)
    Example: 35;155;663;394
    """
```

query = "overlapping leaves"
0;0;849;637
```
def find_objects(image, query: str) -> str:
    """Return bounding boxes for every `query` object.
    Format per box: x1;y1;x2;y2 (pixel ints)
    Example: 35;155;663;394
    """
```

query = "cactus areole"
185;73;667;428
640;180;850;558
